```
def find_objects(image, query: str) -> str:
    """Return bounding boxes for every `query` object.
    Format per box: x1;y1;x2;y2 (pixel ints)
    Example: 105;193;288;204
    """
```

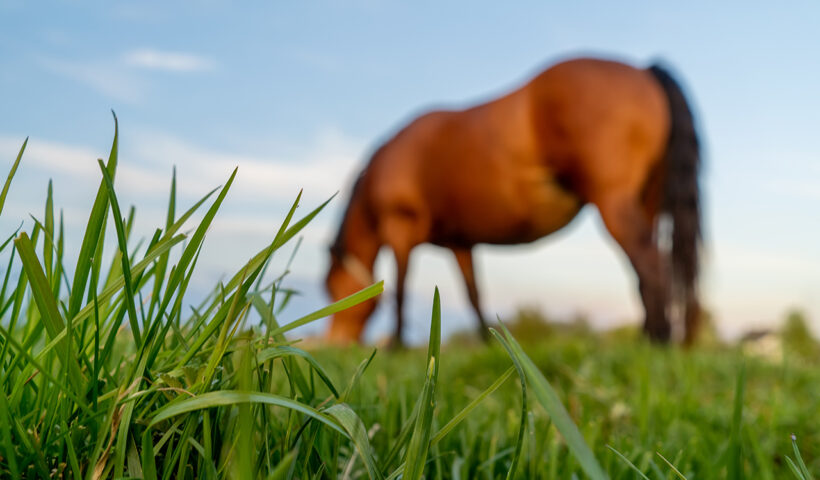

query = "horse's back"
368;102;563;245
365;57;671;247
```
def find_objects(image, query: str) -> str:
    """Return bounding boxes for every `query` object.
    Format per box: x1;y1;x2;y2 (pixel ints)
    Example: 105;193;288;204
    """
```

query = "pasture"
0;128;818;479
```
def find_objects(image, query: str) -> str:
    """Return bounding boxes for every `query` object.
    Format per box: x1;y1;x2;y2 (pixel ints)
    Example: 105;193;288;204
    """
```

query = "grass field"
313;323;820;479
1;123;818;479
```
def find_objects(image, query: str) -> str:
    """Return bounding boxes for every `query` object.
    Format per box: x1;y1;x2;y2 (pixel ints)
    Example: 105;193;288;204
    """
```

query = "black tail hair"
649;64;702;339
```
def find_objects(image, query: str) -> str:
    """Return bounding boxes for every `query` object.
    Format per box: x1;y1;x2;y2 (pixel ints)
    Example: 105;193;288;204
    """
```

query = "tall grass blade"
141;430;158;480
149;390;347;436
496;322;607;480
256;345;340;398
0;136;26;216
325;403;382;480
430;367;514;445
43;180;54;280
402;287;442;480
488;329;528;480
69;233;185;327
656;451;688;480
97;158;141;346
267;450;297;480
14;232;85;393
0;387;18;478
268;281;383;338
68;111;118;317
607;445;650;480
787;435;814;480
341;348;377;403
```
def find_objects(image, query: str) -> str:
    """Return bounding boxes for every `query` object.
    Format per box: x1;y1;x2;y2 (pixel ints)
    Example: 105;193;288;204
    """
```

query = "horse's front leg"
381;208;429;348
452;247;490;342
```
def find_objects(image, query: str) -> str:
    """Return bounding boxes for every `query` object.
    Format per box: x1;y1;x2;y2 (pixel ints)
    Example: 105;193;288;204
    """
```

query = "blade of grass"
141;429;158;480
0;386;18;478
149;390;348;436
43;180;54;281
256;345;340;399
656;451;688;480
148;167;177;321
0;324;92;415
268;449;297;480
787;457;809;480
14;232;85;393
607;446;650;480
430;367;514;445
97;158;141;347
250;291;312;402
789;435;814;480
68;112;118;317
488;328;528;480
402;287;442;480
325;403;383;480
222;192;328;297
268;281;383;338
340;348;377;403
495;322;607;480
0;136;26;216
69;233;185;327
153;168;238;364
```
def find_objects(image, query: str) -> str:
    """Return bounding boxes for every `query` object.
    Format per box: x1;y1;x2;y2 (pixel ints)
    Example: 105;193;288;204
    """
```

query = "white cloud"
127;128;365;205
0;130;367;260
0;135;169;195
123;49;216;73
0;128;365;205
37;57;147;103
36;49;215;102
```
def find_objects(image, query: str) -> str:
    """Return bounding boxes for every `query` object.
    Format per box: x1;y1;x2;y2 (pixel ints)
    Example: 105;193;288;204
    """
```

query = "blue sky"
1;1;818;342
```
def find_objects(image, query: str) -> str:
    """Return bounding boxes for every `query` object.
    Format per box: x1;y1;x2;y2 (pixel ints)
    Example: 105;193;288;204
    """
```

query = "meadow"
0;122;818;479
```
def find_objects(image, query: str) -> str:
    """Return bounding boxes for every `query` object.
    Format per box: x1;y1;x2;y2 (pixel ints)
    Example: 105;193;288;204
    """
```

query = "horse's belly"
501;179;584;243
433;171;583;246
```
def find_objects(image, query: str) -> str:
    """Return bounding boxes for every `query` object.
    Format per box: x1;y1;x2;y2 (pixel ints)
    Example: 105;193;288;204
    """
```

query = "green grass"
308;326;820;479
1;121;818;478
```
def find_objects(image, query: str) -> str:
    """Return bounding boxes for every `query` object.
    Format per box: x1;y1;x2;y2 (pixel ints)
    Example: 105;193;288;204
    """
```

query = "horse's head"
324;246;378;344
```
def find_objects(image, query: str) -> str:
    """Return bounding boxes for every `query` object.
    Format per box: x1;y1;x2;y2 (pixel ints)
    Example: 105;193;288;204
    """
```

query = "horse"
325;57;701;346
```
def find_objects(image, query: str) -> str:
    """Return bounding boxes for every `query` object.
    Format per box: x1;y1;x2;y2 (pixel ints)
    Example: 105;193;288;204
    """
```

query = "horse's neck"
339;189;380;269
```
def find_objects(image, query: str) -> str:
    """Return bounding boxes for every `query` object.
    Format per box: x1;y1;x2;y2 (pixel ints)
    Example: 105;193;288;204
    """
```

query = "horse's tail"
649;63;702;342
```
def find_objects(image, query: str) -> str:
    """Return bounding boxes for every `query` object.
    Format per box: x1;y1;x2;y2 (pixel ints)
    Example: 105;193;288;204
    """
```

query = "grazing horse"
325;57;701;345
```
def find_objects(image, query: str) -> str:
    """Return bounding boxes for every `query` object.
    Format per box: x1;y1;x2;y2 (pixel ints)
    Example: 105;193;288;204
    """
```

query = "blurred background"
0;1;818;344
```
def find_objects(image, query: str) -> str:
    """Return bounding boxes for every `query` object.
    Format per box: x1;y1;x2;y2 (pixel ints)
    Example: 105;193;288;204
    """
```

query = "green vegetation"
1;121;818;478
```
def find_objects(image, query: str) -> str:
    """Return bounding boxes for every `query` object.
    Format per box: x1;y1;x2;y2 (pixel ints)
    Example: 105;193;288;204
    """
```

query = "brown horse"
325;57;701;345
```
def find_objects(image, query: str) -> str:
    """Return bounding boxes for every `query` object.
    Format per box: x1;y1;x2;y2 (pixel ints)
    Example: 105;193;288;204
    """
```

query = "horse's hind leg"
452;247;490;341
683;292;700;345
596;194;670;342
